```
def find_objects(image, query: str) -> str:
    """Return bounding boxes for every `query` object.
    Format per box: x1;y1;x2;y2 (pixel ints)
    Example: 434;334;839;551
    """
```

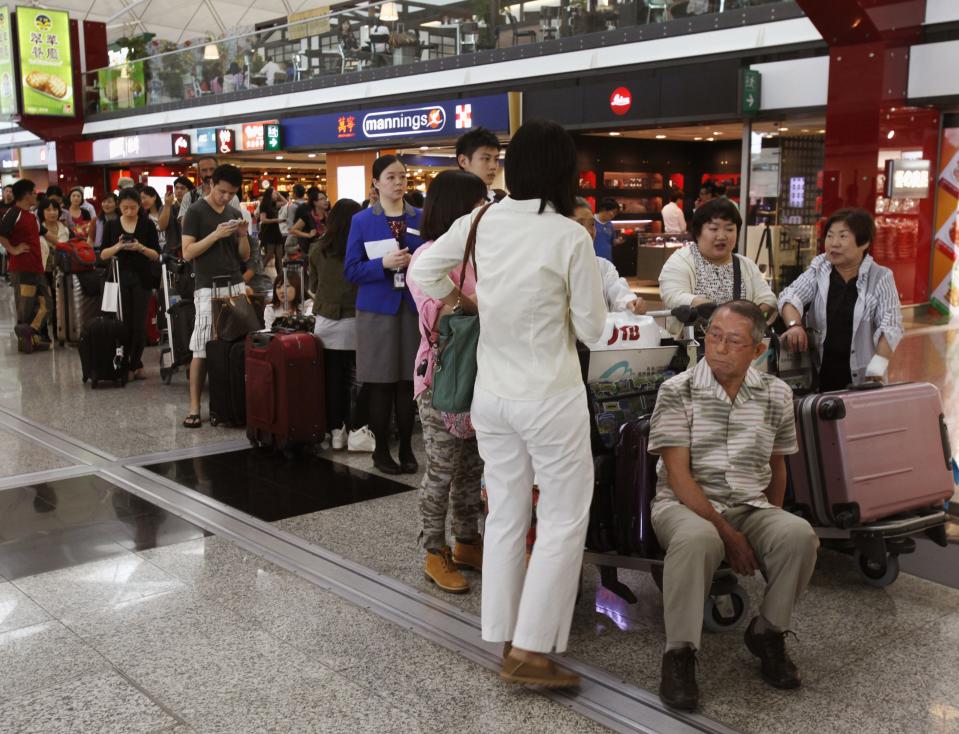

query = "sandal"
182;414;202;429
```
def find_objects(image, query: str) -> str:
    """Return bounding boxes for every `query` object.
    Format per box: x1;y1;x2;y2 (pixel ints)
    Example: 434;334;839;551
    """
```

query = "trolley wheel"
209;415;221;427
854;550;900;588
703;584;748;633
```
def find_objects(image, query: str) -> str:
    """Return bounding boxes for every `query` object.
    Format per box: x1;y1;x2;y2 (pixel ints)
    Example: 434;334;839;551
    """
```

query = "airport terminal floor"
1;282;958;734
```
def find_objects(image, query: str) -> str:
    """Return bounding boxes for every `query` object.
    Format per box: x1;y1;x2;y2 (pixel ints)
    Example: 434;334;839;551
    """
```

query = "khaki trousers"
652;503;819;650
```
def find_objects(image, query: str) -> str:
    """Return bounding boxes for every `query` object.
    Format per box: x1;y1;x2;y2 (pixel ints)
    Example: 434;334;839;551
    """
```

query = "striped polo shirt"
648;358;798;518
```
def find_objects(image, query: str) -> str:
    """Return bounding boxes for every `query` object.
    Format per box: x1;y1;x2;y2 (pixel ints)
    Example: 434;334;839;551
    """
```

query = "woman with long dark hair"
408;170;488;593
309;198;373;451
91;193;118;251
140;186;166;252
344;155;423;475
410;119;606;687
258;188;285;272
100;187;161;380
65;187;93;241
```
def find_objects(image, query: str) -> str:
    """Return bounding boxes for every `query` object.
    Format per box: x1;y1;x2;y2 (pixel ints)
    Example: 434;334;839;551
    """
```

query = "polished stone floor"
1;280;958;733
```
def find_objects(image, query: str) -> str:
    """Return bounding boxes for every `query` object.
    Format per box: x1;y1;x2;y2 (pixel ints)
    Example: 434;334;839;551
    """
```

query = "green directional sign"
742;69;761;116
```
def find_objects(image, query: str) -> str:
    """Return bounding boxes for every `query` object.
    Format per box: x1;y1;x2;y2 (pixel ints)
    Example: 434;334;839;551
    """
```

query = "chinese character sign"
16;7;74;116
0;7;16;116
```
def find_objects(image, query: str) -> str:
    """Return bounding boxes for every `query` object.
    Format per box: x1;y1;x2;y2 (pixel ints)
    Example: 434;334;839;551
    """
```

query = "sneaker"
331;425;347;450
744;617;801;689
319;433;332;451
659;647;699;711
347;426;376;453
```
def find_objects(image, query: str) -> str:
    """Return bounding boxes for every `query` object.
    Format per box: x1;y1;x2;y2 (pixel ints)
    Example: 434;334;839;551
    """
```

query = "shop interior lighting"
380;1;400;21
818;129;826;134
693;136;702;141
887;130;896;140
203;44;219;61
308;153;317;158
706;137;715;141
779;127;789;132
712;131;722;136
275;155;283;160
608;132;621;136
655;134;666;139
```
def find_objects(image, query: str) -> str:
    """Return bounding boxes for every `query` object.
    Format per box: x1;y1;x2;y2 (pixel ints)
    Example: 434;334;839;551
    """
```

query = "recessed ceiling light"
287;166;292;170
609;132;621;136
693;136;702;141
420;145;429;151
818;129;826;134
655;134;667;139
712;131;722;136
779;127;789;132
275;155;283;160
801;129;809;133
887;130;896;139
262;171;268;175
706;137;715;141
307;153;317;158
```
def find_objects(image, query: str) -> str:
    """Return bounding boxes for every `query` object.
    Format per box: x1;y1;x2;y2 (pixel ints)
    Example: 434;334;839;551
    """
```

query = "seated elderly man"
648;300;819;711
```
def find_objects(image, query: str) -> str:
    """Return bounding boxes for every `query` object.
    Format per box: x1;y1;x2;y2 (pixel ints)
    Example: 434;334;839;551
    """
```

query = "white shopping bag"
100;259;123;319
586;312;660;351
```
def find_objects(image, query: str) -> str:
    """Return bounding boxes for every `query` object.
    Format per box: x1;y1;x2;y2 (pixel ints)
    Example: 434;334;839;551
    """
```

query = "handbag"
211;276;260;342
431;203;492;414
100;258;122;318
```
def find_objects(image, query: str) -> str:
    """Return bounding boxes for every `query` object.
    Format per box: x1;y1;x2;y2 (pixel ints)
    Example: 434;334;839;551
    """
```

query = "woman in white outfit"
410;119;607;688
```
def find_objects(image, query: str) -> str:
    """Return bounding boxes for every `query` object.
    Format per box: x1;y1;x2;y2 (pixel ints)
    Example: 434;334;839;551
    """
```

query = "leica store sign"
609;87;632;115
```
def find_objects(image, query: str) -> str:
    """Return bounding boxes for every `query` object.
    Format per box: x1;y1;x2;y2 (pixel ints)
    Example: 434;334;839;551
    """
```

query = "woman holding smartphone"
344;155;423;475
100;188;160;381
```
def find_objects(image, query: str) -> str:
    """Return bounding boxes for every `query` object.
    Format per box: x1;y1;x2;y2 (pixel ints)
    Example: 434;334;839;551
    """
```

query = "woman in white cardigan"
410;119;606;689
658;198;777;331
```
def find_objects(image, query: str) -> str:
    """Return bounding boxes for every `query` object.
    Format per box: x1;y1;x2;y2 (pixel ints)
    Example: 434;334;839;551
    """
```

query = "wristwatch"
786;320;800;330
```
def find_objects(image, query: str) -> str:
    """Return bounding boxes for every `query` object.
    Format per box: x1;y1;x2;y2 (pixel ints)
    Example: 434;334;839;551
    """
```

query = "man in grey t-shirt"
179;155;240;223
180;164;251;429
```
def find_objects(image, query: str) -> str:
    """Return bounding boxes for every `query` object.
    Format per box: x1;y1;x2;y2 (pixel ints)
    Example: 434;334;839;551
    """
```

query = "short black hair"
174;176;194;189
45;185;64;199
211;164;242;189
421;170;488;241
505;119;577;216
69;186;85;198
117;187;141;206
140;186;160;206
293;184;305;198
372;154;404;180
823;208;875;250
306;186;327;203
690;197;742;240
668;188;684;203
36;196;60;215
11;179;35;201
456;127;501;161
404;190;425;209
598;197;620;213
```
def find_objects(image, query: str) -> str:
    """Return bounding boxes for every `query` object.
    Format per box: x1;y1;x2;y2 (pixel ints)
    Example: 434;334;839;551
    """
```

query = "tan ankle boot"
425;547;470;593
452;539;483;571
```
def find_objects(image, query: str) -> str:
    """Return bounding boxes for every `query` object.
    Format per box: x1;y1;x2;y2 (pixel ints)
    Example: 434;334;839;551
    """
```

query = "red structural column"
796;0;936;304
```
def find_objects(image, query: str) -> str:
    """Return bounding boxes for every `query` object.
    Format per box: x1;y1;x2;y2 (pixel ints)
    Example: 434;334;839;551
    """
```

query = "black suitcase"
206;338;246;426
79;317;127;388
613;417;660;558
168;300;195;366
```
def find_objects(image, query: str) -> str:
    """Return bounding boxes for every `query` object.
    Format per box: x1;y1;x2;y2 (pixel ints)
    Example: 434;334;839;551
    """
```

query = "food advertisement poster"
0;7;16;116
98;61;145;112
16;7;74;117
932;128;959;314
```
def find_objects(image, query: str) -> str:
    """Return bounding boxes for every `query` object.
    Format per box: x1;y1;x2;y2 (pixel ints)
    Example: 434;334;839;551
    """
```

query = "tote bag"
100;259;122;319
431;204;491;414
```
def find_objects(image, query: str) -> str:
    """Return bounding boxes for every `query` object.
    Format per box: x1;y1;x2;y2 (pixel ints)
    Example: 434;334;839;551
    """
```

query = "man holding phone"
179;156;240;224
180;164;250;428
157;176;193;256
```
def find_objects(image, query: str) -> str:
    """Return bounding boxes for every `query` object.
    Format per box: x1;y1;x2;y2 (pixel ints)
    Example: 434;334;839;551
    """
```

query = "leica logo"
610;87;632;115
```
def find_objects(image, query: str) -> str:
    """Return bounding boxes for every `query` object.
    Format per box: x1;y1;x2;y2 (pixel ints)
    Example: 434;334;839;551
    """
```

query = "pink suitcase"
789;382;954;528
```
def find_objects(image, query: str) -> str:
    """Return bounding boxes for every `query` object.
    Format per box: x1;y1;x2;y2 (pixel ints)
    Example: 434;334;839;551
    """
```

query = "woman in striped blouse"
778;208;903;390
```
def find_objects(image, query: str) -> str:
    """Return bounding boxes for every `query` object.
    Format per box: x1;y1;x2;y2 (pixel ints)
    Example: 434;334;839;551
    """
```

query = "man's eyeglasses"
705;329;754;350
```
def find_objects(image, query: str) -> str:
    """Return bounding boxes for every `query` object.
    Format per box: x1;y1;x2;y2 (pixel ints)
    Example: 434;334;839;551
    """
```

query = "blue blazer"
344;201;424;315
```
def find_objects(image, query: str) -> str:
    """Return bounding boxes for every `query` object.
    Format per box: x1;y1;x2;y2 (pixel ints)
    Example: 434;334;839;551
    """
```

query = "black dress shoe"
659;647;699;711
373;454;402;475
744;617;801;689
399;455;419;474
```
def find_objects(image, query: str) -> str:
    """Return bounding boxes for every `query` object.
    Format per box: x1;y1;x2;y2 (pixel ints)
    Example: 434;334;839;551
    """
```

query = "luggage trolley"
158;256;196;384
581;305;751;633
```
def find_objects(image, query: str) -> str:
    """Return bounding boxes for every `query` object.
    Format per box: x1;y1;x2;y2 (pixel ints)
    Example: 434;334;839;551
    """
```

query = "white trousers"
471;384;594;653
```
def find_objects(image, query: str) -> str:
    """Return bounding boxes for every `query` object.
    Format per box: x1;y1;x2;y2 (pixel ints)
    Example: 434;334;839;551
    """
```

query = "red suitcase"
789;382;954;528
245;331;325;451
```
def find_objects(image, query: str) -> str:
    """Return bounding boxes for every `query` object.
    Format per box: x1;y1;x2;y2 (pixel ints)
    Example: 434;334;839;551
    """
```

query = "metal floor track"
0;407;738;734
